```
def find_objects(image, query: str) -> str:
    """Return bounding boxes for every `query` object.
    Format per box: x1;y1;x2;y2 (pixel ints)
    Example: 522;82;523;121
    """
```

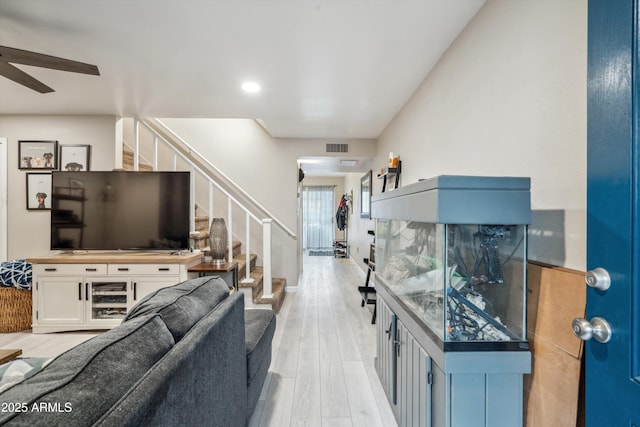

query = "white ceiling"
0;0;485;142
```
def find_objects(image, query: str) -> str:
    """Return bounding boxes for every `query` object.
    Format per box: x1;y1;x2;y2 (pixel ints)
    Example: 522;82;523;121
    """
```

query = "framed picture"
60;144;91;171
26;173;52;210
18;140;58;170
360;170;372;218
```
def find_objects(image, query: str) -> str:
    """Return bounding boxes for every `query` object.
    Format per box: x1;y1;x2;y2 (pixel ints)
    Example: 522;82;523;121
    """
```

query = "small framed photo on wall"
18;140;58;170
60;144;91;171
26;173;52;210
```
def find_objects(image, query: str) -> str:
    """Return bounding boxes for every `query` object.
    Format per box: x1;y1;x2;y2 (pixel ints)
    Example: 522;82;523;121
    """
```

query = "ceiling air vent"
326;143;349;153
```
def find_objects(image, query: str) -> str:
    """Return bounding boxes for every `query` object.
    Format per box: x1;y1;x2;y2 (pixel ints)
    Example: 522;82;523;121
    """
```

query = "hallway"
250;254;397;427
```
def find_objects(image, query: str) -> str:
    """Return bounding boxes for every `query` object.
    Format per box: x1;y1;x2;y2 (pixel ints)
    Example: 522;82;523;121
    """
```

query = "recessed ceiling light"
242;81;261;93
339;160;358;167
298;158;323;164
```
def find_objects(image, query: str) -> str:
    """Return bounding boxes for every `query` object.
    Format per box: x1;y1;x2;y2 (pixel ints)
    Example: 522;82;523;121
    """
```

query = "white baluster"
227;198;233;263
241;212;254;284
152;136;158;171
208;181;214;227
133;118;140;171
262;219;272;298
189;165;195;232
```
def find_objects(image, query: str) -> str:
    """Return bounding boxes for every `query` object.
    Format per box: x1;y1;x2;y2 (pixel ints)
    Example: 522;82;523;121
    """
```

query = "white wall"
343;172;375;270
376;0;587;270
0;115;118;259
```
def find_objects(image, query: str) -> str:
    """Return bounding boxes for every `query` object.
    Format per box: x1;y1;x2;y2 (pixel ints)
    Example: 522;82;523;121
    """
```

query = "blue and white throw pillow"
0;260;32;290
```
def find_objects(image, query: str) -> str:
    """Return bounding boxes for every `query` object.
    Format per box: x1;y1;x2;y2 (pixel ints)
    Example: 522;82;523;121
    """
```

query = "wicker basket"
0;287;32;333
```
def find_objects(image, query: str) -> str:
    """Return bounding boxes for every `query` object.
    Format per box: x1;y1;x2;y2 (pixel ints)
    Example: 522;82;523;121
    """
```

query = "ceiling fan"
0;45;100;93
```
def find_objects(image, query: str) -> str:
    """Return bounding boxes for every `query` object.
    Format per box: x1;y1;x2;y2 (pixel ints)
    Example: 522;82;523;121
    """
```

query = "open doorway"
302;185;335;254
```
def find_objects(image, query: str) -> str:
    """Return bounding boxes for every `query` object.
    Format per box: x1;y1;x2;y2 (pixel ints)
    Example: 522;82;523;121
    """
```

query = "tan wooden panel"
525;262;586;427
27;252;201;265
527;262;586;358
524;335;581;427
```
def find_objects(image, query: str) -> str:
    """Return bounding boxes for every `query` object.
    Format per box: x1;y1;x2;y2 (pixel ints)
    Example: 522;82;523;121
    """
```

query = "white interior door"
0;138;7;261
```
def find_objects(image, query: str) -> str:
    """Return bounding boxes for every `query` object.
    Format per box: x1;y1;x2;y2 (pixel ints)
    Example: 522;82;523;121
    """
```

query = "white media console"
27;252;201;333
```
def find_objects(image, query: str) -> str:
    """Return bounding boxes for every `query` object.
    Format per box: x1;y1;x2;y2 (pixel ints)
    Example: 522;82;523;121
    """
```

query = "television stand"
27;252;201;333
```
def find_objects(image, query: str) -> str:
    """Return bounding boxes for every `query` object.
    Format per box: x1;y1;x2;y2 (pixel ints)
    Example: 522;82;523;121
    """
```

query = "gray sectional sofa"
0;276;276;426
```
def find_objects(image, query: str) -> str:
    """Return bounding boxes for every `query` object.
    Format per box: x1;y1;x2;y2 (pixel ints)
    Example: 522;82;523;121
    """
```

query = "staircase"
123;148;286;313
192;216;286;313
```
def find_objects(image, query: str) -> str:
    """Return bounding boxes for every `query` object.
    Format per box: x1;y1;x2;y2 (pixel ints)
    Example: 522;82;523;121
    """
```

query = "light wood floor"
249;255;397;427
0;255;396;427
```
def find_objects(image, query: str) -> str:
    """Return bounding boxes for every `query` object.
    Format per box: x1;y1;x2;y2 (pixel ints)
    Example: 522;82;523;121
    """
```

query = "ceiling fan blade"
0;61;54;93
0;46;99;75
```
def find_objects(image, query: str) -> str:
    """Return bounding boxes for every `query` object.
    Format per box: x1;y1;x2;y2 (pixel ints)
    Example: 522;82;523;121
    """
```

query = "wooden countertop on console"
27;252;202;264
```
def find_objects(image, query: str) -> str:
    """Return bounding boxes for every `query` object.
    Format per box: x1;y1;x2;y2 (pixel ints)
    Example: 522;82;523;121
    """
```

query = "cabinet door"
397;320;432;427
36;275;84;325
130;275;179;307
85;277;129;326
375;296;398;411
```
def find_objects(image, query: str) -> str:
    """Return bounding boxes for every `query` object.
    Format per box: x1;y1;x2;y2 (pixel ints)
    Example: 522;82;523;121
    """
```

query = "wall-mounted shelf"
377;161;401;192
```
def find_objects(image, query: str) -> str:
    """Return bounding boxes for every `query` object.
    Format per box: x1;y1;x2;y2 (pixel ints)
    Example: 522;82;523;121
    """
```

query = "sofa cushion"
244;308;276;381
124;276;229;341
0;314;174;426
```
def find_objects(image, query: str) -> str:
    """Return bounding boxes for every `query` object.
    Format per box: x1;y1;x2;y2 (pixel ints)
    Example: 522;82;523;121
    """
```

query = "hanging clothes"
336;194;348;231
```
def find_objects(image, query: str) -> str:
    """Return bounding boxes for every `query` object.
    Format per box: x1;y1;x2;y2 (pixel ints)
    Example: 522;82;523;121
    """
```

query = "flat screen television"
51;171;191;251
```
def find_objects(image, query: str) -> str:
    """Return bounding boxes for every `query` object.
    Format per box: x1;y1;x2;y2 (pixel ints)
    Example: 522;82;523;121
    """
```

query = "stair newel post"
262;218;273;299
189;165;196;233
241;211;254;284
133;118;140;171
227;198;233;263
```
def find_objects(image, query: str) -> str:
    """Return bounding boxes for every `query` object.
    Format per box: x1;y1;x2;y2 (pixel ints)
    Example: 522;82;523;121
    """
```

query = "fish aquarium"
372;175;531;351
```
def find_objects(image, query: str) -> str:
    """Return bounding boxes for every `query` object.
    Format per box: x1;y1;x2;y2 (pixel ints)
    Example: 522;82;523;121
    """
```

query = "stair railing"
131;117;287;298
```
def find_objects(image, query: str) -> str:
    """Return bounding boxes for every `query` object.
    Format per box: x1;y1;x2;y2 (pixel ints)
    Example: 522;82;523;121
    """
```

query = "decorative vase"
209;218;228;265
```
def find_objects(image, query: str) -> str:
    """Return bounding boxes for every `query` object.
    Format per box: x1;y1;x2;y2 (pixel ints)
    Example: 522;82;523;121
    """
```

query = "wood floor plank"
321;418;353;427
320;361;351;418
319;332;342;365
291;346;322;425
259;375;295;427
0;331;97;358
342;361;386;427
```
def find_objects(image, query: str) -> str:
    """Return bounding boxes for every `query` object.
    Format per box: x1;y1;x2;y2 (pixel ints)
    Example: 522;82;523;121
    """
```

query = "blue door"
587;1;640;424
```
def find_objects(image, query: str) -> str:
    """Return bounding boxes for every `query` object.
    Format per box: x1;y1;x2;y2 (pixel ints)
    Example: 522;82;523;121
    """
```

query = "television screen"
51;171;190;251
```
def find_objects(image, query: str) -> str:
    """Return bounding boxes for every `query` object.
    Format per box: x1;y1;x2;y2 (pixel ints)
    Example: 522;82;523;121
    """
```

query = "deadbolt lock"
585;267;611;291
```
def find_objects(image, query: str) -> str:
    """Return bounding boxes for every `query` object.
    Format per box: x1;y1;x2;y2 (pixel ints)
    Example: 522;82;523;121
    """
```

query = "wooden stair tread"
235;254;258;278
238;265;263;289
122;150;153;171
254;278;286;313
